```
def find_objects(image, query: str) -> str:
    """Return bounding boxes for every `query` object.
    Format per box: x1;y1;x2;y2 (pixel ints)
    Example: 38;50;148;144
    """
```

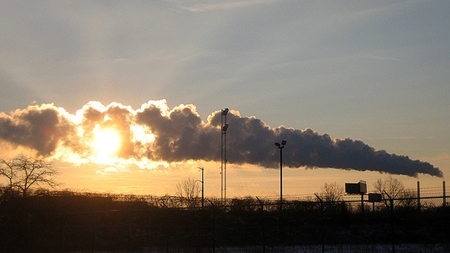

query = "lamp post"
197;167;204;209
275;140;286;213
221;108;229;203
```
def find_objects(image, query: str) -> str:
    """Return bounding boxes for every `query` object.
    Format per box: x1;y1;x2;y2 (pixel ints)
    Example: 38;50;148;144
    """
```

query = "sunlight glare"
130;125;155;144
92;125;121;162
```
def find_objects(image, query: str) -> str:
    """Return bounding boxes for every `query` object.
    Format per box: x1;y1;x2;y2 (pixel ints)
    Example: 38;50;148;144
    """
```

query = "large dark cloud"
209;113;442;177
0;101;443;178
0;105;77;156
136;103;218;162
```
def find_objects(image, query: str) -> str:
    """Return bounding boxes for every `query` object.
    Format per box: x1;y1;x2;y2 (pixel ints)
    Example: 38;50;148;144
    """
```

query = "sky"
1;0;449;198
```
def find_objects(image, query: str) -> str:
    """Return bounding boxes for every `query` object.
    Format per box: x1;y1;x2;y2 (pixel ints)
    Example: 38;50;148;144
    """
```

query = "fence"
0;187;448;252
147;182;448;212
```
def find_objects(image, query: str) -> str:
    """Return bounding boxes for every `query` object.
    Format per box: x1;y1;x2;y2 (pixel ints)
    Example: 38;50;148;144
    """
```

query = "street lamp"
275;140;286;213
221;108;229;203
197;167;205;209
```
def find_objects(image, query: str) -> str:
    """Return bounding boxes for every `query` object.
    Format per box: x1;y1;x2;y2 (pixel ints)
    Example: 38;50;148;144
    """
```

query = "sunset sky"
1;0;449;198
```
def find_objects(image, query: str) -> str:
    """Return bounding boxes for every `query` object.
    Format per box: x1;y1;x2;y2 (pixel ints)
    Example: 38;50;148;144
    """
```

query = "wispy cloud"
176;0;279;12
362;53;401;62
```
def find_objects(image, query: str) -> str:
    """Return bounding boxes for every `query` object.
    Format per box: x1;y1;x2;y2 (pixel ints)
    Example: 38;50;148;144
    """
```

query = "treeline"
0;189;449;252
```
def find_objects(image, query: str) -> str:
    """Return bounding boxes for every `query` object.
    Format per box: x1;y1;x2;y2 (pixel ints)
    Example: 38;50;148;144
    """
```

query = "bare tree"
319;182;344;203
373;176;405;199
175;177;200;208
397;189;418;208
373;176;408;208
0;155;59;197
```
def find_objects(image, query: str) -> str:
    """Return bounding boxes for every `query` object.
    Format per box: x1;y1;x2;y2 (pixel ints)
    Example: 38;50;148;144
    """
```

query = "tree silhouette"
373;176;409;208
175;177;200;208
319;182;344;203
0;155;59;197
373;176;405;199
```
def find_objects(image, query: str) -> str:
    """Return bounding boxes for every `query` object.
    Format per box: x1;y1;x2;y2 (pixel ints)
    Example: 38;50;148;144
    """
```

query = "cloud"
178;0;278;12
362;53;401;62
0;104;78;156
0;100;443;178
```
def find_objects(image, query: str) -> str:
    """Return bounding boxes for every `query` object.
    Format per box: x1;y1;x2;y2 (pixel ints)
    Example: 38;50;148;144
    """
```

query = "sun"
92;126;121;161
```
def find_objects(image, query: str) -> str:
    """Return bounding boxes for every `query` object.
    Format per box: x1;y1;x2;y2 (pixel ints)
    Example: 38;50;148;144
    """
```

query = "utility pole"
275;139;287;247
275;140;286;214
220;108;229;203
417;181;421;211
197;167;204;209
384;190;395;253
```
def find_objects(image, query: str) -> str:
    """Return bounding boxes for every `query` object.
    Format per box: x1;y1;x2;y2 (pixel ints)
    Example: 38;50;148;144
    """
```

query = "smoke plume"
0;100;443;178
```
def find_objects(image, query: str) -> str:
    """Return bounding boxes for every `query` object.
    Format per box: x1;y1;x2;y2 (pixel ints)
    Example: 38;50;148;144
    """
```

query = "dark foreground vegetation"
0;190;449;252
